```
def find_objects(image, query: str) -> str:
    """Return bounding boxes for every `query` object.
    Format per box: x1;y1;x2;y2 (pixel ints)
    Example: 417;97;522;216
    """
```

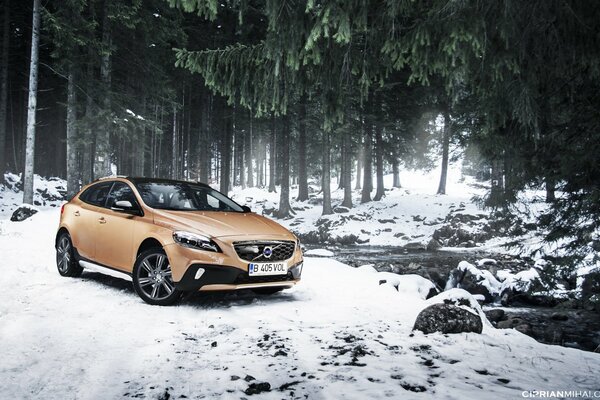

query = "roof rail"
94;175;128;182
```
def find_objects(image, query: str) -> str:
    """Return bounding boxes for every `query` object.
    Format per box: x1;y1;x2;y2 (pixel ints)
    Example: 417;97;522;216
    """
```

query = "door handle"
74;211;80;217
98;217;106;224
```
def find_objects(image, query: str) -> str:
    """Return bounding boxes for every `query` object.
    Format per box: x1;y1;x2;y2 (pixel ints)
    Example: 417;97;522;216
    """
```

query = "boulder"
445;261;501;303
10;205;39;222
485;309;505;323
426;238;442;251
413;303;483;334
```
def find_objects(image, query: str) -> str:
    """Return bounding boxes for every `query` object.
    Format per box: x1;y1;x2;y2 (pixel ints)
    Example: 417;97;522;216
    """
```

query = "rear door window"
80;182;114;207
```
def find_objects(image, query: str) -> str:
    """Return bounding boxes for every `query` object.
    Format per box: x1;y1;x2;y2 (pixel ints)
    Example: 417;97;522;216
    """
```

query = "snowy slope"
230;165;501;247
1;209;599;399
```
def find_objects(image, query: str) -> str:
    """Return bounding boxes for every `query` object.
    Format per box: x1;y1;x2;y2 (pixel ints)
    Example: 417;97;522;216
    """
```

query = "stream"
305;244;600;353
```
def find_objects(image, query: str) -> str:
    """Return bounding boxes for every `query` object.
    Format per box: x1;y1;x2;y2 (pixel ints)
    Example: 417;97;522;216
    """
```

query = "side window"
106;182;138;209
206;193;220;209
80;182;113;207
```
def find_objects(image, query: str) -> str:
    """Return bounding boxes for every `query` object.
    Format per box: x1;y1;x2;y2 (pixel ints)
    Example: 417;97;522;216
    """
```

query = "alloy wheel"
136;253;175;301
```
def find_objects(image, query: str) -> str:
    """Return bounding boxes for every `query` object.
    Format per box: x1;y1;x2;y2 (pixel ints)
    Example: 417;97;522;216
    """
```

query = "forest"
1;0;599;261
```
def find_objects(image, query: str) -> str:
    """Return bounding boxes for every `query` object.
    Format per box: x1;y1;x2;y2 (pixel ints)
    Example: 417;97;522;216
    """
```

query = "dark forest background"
1;0;599;260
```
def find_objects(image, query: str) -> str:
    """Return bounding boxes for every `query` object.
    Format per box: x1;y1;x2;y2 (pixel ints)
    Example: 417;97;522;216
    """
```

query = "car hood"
152;209;293;239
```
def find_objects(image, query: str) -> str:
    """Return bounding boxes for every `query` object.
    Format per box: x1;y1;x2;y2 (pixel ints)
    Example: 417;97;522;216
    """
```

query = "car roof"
125;177;211;188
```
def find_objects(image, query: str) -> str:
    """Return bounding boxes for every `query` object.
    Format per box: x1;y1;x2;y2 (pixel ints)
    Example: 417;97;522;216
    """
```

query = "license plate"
248;262;287;276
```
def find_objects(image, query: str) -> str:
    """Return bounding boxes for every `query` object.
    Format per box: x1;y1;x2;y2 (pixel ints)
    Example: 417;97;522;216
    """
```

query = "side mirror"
241;205;252;213
112;200;140;215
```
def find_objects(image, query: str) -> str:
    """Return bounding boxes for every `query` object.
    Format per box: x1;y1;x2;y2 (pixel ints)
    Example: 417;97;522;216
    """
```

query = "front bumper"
174;261;303;292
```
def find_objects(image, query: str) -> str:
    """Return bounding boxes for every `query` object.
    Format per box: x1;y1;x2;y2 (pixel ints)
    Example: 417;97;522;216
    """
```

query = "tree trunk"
246;113;254;187
373;116;385;201
276;114;292;218
171;104;178;179
23;0;41;204
437;111;450;195
296;96;308;201
489;157;505;207
81;4;95;183
66;66;78;198
355;137;362;190
322;129;332;215
257;135;264;187
392;159;401;188
361;110;373;204
545;177;556;203
0;0;9;181
341;132;352;208
220;107;232;194
94;0;112;178
268;116;276;192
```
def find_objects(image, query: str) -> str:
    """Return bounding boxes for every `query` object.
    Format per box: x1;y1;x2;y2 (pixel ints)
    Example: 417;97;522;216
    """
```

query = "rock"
426;238;442;251
445;261;500;303
551;313;569;321
403;242;426;251
514;323;532;335
500;289;560;307
10;205;39;222
485;309;505;323
413;303;483;334
333;206;350;213
244;382;271;395
496;320;514;329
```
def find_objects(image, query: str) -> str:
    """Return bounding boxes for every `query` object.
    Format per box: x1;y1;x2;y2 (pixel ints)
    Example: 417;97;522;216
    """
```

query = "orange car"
55;177;303;305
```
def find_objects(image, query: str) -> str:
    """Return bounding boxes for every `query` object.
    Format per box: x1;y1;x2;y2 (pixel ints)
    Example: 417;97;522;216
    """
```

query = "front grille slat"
233;240;296;262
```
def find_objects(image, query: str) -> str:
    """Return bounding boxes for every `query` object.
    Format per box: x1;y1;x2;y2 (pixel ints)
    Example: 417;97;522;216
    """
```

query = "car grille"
233;240;296;262
234;271;295;285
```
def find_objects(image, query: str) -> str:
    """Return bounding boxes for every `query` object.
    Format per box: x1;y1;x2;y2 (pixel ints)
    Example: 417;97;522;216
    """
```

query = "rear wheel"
56;232;83;277
132;248;181;306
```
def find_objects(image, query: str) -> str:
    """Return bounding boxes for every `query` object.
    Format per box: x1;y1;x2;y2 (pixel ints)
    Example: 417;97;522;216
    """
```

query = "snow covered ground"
230;164;489;248
1;207;599;399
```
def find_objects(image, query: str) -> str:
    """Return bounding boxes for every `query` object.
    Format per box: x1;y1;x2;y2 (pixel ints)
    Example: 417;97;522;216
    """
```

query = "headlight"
173;231;221;252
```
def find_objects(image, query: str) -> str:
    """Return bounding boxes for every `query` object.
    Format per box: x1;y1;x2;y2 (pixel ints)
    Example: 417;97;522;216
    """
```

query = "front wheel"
132;248;181;306
56;232;83;277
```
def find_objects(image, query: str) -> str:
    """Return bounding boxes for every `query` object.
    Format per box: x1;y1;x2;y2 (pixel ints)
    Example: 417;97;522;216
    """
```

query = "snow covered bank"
1;209;599;399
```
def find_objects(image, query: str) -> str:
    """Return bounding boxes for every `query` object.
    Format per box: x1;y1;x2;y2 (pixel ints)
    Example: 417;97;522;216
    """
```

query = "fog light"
194;268;205;280
290;262;303;279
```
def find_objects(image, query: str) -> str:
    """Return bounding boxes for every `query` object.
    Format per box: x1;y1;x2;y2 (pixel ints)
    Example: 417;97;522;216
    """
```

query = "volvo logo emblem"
263;246;273;259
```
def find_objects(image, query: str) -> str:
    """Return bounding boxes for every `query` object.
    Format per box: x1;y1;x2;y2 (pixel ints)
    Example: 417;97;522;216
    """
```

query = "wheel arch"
136;237;164;259
55;227;70;247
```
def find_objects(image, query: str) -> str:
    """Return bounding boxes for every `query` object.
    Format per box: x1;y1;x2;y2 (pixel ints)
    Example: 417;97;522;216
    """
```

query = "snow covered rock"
498;268;559;307
305;248;334;257
445;261;502;303
413;303;483;334
376;272;437;299
10;204;39;222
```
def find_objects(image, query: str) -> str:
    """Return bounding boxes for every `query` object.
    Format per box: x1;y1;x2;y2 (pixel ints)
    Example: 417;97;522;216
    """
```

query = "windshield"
135;182;244;212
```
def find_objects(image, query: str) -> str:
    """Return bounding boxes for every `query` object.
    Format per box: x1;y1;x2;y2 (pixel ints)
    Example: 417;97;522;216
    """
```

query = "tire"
56;232;83;277
132;248;181;306
252;287;285;295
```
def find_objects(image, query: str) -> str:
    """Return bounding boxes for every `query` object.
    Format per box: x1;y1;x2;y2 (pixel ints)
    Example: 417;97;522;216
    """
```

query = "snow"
445;261;502;296
229;165;485;248
305;248;334;257
1;207;599;398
